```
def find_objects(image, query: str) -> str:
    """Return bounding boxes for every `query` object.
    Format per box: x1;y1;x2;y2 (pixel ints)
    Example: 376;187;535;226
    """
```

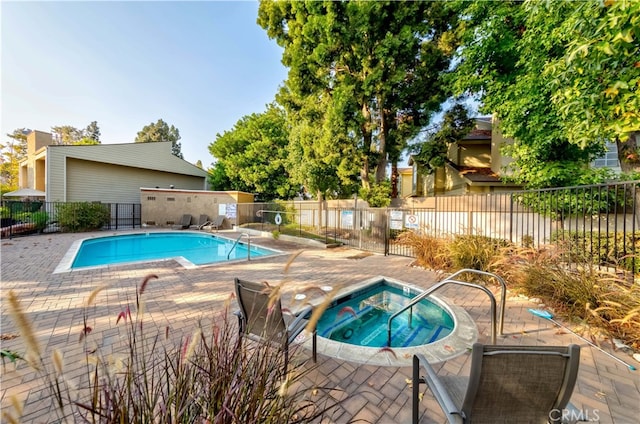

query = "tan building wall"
19;133;209;203
491;116;515;175
140;188;254;228
458;143;491;168
398;168;413;198
60;159;206;203
20;131;52;189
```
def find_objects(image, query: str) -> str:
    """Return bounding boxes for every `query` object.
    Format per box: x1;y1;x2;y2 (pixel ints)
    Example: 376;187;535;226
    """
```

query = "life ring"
274;214;282;225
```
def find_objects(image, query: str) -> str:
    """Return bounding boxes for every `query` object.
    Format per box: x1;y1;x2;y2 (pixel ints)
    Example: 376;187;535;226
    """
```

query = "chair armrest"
286;305;314;333
414;354;463;423
234;310;245;333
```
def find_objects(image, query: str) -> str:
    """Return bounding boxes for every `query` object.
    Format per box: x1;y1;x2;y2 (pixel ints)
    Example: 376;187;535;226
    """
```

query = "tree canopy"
51;122;101;146
450;0;638;186
258;0;459;197
84;121;101;143
0;129;28;192
204;1;638;201
135;119;183;158
208;104;298;201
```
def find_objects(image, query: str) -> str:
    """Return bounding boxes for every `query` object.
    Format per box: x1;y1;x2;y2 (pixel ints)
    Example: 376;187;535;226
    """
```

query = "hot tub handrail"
386;279;497;347
445;269;507;336
227;232;251;261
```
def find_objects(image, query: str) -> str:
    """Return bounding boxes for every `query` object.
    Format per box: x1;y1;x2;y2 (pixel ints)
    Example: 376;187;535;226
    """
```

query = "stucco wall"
140;188;254;228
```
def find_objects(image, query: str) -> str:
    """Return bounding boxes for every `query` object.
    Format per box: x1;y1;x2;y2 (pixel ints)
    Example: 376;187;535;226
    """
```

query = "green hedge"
56;202;110;232
551;230;640;272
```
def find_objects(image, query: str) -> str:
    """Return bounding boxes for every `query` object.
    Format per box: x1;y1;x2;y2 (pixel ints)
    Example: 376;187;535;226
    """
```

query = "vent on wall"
147;196;156;201
167;197;175;202
187;197;191;203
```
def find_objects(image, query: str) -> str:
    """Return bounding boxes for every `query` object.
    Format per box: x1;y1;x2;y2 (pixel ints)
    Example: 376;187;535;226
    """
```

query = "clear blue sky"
1;1;287;167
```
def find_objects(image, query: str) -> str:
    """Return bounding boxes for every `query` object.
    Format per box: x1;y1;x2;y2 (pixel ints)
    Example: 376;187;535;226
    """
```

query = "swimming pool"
55;231;281;272
297;277;478;367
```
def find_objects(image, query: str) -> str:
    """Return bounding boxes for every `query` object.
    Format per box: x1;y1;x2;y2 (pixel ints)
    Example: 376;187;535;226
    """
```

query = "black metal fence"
2;181;636;275
233;181;638;276
0;201;141;239
383;181;638;275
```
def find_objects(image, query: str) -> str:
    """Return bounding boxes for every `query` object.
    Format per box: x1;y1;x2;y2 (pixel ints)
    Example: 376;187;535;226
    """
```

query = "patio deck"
1;230;638;423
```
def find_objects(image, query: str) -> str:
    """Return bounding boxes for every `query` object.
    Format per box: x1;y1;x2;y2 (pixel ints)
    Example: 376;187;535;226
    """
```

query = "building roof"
463;128;492;141
46;141;208;178
447;161;504;184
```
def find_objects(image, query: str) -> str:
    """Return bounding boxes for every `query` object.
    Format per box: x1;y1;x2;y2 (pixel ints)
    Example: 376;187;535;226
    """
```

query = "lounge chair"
234;278;317;373
412;343;581;424
190;214;210;230
172;214;192;230
208;215;225;231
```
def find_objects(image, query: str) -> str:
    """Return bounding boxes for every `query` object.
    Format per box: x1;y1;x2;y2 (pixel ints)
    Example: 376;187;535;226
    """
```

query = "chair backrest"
180;214;192;227
462;343;580;423
234;278;287;344
212;215;225;227
196;214;209;226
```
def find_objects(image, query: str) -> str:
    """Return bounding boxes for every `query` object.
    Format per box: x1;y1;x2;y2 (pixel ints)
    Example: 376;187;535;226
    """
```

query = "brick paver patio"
1;230;638;423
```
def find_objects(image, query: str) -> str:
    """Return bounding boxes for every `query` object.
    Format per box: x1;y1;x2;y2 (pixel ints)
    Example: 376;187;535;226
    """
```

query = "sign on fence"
390;219;403;230
341;210;354;227
405;214;419;229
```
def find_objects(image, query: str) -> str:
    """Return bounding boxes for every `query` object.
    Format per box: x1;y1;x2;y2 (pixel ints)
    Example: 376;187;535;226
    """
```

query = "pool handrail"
386;278;498;347
227;233;251;261
445;268;507;336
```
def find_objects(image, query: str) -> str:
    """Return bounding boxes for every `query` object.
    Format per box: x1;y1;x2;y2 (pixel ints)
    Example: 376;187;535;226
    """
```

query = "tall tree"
84;121;101;142
546;0;640;174
208;104;298;201
51;125;83;145
450;0;636;187
279;86;355;201
258;0;458;196
0;129;28;192
135;119;183;159
51;123;102;145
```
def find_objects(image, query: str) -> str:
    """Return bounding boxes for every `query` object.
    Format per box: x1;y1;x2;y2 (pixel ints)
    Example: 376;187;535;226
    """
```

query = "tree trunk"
376;96;388;183
317;190;324;232
361;103;372;190
615;133;640;229
616;132;640;174
391;162;399;198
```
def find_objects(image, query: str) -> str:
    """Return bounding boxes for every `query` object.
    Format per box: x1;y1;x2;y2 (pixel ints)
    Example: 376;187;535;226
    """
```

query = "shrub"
56;202;110;232
447;234;510;273
395;231;452;270
27;211;49;231
497;246;640;350
552;230;640;273
359;181;391;208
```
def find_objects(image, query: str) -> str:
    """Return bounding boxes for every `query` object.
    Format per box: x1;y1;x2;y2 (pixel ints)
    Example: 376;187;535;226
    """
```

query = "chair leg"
413;355;421;424
312;332;317;363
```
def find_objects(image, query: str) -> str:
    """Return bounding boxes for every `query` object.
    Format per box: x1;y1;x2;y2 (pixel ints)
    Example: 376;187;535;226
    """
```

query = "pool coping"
293;275;478;367
53;229;286;274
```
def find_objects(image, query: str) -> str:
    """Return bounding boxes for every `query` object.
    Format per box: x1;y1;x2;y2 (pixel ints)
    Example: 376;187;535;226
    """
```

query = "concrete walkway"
1;230;638;423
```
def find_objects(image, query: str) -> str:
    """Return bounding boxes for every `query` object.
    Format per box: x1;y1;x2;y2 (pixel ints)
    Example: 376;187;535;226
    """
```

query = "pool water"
316;284;454;348
71;232;277;268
